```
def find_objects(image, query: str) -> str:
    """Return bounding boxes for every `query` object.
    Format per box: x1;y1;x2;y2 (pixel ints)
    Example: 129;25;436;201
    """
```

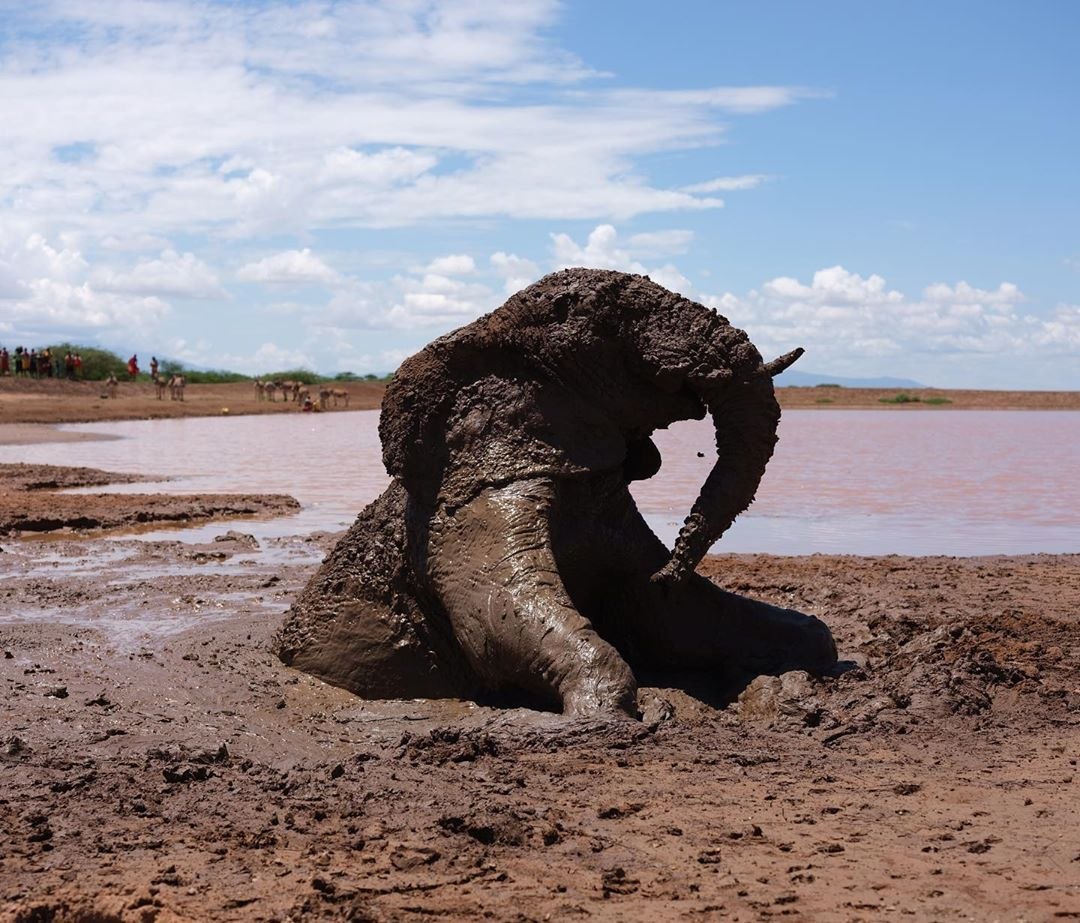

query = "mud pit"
0;464;300;537
1;521;1078;920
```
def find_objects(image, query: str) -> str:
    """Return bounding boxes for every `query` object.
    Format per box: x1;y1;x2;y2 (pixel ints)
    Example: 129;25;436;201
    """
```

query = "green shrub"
879;392;921;404
814;383;842;388
44;343;128;380
922;396;953;405
815;398;835;404
261;368;322;384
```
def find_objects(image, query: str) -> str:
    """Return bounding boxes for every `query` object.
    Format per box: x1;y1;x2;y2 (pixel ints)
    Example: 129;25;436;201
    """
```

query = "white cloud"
679;174;770;194
623;229;695;258
93;250;225;299
323;268;499;331
0;3;812;244
490;251;540;294
237;249;339;285
549;224;693;294
922;281;1023;306
216;342;317;376
704;266;1080;379
5;279;169;335
426;254;476;275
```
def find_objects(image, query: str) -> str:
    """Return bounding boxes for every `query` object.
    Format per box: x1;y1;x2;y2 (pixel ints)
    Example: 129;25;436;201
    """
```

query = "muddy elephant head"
278;269;836;716
382;268;803;583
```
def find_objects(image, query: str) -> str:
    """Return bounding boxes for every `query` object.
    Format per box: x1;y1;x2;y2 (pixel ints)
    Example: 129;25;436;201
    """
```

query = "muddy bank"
1;530;1077;920
2;377;1078;428
0;464;300;536
775;385;1080;410
0;424;122;446
0;378;385;426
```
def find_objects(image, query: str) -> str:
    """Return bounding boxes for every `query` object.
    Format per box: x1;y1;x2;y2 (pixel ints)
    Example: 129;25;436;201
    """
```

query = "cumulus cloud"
4;279;169;336
426;254;476;275
550;224;693;294
322;267;499;331
93;250;225;299
0;233;170;341
705;266;1080;380
490;252;540;294
237;249;339;285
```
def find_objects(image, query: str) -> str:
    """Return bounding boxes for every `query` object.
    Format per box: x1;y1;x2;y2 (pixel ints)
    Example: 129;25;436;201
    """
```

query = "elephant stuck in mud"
275;269;837;717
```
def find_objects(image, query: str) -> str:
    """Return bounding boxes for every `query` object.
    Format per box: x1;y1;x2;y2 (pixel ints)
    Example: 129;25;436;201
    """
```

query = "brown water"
2;410;1077;555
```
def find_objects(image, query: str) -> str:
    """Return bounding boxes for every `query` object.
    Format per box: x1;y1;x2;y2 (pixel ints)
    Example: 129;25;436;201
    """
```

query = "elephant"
275;268;837;717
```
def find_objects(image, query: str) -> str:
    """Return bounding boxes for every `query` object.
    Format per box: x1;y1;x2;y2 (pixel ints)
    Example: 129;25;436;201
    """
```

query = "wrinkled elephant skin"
275;269;837;716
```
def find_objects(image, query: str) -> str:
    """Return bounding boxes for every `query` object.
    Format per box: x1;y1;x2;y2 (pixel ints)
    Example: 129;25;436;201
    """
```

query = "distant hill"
775;370;925;388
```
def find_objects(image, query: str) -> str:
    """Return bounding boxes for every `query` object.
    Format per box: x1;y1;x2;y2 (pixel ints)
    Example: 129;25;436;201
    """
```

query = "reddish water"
2;410;1077;555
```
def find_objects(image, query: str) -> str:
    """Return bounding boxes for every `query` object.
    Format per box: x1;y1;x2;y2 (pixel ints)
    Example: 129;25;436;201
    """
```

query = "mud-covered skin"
277;269;836;715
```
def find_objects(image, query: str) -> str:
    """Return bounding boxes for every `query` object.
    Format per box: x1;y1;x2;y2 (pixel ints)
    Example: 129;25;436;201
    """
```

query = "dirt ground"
2;376;1078;427
0;465;300;537
1;474;1077;920
774;386;1080;411
0;378;385;426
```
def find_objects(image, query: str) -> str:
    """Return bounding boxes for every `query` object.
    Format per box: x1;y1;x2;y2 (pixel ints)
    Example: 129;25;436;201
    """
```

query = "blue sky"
1;0;1077;387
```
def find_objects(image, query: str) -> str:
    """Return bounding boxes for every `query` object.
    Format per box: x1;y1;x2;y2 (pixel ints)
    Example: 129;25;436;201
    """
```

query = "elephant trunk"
652;349;800;586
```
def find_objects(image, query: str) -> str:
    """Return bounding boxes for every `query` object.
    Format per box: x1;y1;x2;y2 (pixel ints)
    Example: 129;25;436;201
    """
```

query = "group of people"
0;346;83;379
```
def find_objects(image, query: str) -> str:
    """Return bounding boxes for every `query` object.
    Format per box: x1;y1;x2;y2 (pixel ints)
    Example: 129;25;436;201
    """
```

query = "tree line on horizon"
4;343;391;385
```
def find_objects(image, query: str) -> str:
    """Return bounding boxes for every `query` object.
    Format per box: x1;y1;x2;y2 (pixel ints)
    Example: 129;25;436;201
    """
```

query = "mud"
0;464;300;536
1;524;1077;920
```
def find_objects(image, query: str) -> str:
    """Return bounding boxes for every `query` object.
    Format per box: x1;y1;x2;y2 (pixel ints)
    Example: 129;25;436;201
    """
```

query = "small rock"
601;867;639;896
389;846;440;871
44;686;68;699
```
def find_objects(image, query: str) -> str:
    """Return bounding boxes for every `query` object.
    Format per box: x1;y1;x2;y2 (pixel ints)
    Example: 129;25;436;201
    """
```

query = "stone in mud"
735;671;823;726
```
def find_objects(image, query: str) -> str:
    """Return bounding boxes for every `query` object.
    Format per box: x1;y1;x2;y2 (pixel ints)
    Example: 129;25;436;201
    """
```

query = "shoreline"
1;377;1078;428
0;464;300;537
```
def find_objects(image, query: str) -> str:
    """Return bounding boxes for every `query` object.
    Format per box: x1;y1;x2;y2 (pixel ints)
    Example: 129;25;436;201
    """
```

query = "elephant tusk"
762;347;805;378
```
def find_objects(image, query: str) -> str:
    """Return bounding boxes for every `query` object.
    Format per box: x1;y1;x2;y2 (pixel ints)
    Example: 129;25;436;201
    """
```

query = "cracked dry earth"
1;527;1078;922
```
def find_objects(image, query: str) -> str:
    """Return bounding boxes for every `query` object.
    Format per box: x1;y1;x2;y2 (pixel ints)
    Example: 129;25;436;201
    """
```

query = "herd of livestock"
254;378;350;409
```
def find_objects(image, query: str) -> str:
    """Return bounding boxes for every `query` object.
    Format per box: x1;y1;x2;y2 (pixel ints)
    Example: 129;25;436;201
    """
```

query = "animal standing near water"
276;269;837;717
168;374;186;401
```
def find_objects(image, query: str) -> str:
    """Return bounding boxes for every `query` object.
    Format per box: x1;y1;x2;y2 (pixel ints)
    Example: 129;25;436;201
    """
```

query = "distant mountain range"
775;370;925;388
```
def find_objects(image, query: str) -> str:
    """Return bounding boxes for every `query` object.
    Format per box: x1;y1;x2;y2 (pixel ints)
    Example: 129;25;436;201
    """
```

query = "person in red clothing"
127;354;139;379
0;347;9;376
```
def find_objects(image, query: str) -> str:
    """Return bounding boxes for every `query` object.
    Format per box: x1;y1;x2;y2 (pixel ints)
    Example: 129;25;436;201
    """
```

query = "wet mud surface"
1;526;1077;920
0;464;300;537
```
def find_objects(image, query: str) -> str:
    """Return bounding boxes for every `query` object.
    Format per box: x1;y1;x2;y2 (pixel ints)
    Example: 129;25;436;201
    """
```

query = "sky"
1;0;1077;388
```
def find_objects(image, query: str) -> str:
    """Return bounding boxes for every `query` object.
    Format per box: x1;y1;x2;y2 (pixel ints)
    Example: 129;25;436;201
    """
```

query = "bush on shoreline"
5;343;396;384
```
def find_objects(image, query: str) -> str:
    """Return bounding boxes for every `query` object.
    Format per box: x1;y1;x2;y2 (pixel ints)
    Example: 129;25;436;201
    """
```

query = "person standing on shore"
0;347;8;376
127;354;139;379
73;353;82;379
150;356;159;381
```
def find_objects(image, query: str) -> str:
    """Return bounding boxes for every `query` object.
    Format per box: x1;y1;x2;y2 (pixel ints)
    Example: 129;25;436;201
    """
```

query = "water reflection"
1;409;1077;556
